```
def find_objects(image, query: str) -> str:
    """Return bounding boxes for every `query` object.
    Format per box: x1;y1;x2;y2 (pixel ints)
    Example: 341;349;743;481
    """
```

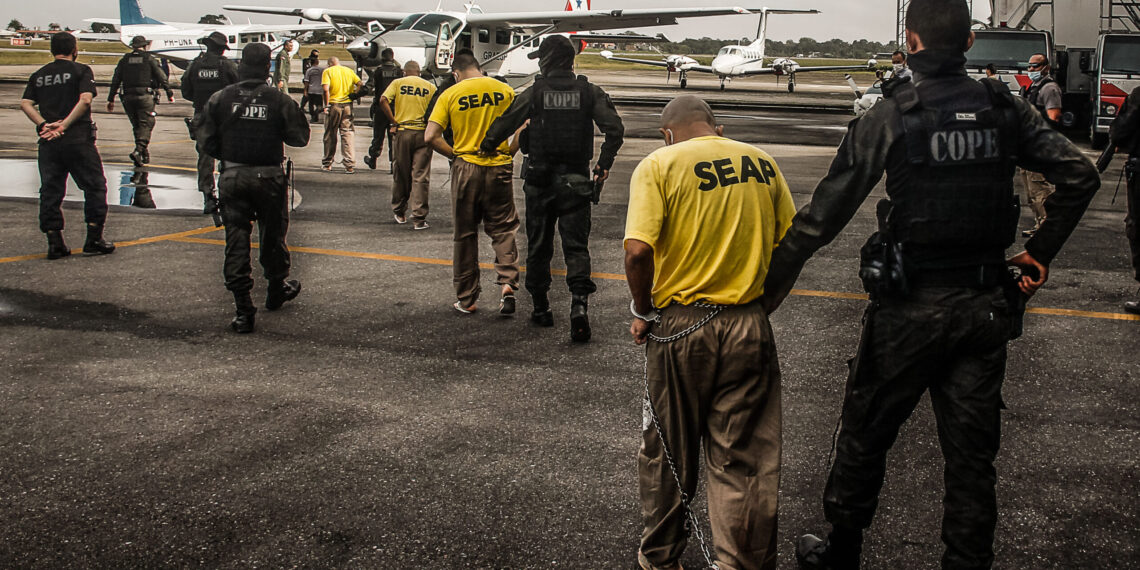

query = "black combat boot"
1125;287;1140;315
265;279;302;311
796;527;862;570
570;294;590;342
202;191;219;216
129;150;144;167
45;230;71;260
530;291;554;327
231;291;257;333
82;224;116;256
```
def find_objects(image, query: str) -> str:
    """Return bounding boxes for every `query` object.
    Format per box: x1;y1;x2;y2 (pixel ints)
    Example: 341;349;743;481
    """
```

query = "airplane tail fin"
564;0;591;12
749;9;819;62
120;0;163;26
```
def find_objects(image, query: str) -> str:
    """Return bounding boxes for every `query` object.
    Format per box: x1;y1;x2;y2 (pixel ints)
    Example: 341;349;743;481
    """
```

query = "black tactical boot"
363;154;377;170
202;191;219;215
129;150;144;167
82;224;116;256
45;230;70;260
795;528;861;570
570;294;590;342
530;291;554;327
265;279;302;311
231;292;256;333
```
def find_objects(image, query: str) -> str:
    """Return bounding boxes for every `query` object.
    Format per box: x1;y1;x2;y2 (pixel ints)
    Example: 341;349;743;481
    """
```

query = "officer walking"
197;44;310;334
107;35;174;167
1018;52;1064;237
1109;85;1140;314
378;60;436;228
480;35;624;342
181;32;238;214
19;32;115;259
361;48;403;170
758;2;1100;568
274;39;295;95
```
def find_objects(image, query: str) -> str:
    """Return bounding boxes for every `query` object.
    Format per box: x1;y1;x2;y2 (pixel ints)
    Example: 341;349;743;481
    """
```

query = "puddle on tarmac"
0;159;302;211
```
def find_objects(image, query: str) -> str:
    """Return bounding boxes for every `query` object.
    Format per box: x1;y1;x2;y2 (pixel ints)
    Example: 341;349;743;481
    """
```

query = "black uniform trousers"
37;138;108;233
522;171;597;297
192;110;216;194
121;92;155;158
1126;157;1140;282
368;103;390;160
824;286;1015;570
219;165;291;294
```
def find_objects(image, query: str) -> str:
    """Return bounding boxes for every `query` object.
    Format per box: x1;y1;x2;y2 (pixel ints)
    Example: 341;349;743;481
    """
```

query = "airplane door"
435;22;455;71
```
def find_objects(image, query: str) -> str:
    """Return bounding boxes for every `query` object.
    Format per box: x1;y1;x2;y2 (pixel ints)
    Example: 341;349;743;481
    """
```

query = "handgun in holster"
591;165;605;205
858;199;909;298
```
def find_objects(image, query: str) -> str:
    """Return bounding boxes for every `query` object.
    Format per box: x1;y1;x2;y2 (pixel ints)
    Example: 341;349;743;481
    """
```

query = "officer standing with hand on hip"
197;44;310;334
20;32;115;259
1110;85;1140;314
108;35;173;167
182;32;238;214
480;35;624;342
755;2;1101;568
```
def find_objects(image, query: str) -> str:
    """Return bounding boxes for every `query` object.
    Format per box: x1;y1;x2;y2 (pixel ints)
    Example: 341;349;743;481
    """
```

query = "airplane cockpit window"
395;13;464;36
477;28;489;43
267;33;277;43
718;47;731;56
495;29;510;45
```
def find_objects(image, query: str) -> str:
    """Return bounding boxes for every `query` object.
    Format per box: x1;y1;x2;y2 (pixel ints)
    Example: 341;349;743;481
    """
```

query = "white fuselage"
709;44;768;77
120;23;293;63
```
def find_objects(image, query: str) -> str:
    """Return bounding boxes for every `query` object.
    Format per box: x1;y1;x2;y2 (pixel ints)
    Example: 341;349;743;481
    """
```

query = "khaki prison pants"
392;129;432;222
322;102;355;168
640;303;782;570
1020;167;1055;228
449;159;520;307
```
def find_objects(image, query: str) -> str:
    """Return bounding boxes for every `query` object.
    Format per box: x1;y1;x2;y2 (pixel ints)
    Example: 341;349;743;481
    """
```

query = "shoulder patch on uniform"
955;113;977;121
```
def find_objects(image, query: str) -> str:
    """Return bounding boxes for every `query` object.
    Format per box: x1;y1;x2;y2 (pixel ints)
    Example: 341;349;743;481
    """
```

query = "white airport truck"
965;0;1140;148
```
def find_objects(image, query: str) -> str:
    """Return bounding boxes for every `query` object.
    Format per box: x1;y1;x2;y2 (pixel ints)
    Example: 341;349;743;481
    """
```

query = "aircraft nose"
346;35;374;57
711;58;734;76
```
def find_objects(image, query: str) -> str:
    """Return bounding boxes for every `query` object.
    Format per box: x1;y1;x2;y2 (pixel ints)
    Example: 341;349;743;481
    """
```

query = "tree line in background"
660;37;899;58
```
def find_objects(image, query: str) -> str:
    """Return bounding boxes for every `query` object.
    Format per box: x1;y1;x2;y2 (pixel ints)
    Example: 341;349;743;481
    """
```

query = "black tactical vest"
121;50;156;89
373;61;402;104
527;75;595;169
189;53;229;109
885;79;1021;256
215;82;286;165
1019;76;1059;125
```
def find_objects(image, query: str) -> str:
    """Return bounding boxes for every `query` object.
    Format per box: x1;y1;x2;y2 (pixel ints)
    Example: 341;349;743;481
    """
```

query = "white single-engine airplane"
224;1;788;84
601;8;876;91
85;0;333;68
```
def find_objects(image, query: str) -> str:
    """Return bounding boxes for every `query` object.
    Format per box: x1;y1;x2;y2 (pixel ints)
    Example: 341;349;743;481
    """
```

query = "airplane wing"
734;62;876;76
468;7;754;33
83;18;122;26
223;5;409;27
232;23;335;34
599;52;714;74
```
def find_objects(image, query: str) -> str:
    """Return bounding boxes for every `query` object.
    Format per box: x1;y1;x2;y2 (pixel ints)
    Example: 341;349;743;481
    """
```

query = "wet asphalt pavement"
0;80;1136;569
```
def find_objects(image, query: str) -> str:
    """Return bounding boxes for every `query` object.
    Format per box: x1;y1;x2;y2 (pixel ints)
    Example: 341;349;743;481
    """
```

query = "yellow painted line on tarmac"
103;161;197;172
167;237;1140;323
0;225;221;264
98;139;194;149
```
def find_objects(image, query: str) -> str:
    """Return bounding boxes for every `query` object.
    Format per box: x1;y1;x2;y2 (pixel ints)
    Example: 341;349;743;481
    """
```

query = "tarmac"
0;74;1137;569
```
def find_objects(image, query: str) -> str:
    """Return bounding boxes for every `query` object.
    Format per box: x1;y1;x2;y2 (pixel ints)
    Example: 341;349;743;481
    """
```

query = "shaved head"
661;95;716;130
404;60;421;74
328;56;339;66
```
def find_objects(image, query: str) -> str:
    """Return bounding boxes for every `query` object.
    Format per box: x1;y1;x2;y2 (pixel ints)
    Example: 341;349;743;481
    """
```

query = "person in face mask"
890;50;913;80
1018;52;1064;236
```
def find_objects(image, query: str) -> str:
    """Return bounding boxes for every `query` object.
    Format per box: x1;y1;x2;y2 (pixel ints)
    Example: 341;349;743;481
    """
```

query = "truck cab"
1091;33;1140;148
966;29;1052;93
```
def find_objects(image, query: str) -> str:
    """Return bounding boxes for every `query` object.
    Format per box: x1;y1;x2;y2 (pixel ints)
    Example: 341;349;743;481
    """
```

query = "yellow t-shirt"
381;76;437;131
624;136;797;308
427;76;515;167
321;65;361;104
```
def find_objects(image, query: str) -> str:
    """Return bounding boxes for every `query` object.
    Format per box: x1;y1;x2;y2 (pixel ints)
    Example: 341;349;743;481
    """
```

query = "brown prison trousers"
640;302;782;570
1020;167;1055;229
392;129;432;222
322;102;355;168
450;159;520;307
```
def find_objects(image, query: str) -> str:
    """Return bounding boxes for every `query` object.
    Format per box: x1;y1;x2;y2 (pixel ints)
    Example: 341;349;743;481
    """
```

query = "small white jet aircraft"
86;0;332;68
224;1;781;83
600;8;876;91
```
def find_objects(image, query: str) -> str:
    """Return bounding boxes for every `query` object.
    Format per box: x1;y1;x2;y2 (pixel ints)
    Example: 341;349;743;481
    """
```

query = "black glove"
348;92;361;102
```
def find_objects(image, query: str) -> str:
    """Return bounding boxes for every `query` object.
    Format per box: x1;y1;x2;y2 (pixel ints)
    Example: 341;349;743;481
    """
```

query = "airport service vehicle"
599;9;876;91
966;0;1139;147
85;0;332;67
225;1;773;85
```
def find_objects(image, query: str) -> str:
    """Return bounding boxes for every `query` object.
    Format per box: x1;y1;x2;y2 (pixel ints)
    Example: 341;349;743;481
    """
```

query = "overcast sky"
8;0;991;44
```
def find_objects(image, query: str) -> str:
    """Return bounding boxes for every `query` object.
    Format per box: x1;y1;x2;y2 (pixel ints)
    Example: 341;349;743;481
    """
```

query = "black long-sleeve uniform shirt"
763;49;1100;299
478;71;624;171
108;50;171;102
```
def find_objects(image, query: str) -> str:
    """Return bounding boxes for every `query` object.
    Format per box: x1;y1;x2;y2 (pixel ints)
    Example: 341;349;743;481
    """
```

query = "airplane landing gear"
788;74;796;93
719;77;726;91
680;72;687;89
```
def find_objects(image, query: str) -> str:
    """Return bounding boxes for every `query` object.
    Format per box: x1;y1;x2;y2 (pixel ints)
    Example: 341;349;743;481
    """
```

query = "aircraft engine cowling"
301;8;325;21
